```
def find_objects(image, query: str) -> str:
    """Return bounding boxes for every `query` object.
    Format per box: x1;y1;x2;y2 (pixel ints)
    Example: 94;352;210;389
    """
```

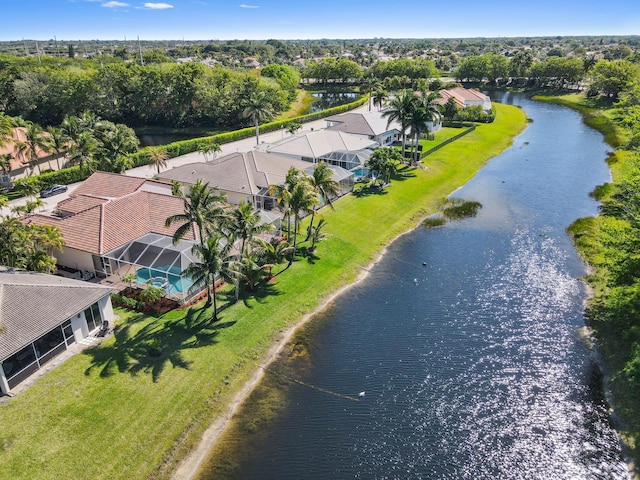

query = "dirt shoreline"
171;222;419;479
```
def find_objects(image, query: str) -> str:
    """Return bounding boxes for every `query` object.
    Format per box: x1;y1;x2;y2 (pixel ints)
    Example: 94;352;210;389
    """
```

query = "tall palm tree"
382;90;416;158
243;91;273;145
268;167;303;241
146;146;169;174
361;76;381;112
45;126;69;170
182;235;227;320
287;176;318;257
224;201;274;258
408;91;441;164
305;162;339;240
14;122;50;175
373;89;388;111
165;179;227;247
0;153;12;178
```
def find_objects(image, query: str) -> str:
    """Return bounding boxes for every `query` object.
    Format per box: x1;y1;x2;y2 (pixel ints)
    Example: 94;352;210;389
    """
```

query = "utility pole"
138;36;144;65
35;41;41;64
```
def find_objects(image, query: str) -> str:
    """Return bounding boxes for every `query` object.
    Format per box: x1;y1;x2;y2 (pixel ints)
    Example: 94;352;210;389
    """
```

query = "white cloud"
143;2;174;8
102;1;129;7
240;4;259;8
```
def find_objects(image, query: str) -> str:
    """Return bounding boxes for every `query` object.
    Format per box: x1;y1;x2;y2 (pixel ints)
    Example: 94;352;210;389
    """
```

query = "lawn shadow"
352;184;390;197
240;281;281;308
83;306;234;383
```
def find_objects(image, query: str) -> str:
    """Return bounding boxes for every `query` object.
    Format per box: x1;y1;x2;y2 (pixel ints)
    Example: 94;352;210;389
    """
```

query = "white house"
437;87;492;114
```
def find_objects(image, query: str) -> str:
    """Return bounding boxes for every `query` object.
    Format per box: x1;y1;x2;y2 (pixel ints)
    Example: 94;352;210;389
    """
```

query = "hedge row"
131;94;368;167
13;95;368;193
14;166;92;193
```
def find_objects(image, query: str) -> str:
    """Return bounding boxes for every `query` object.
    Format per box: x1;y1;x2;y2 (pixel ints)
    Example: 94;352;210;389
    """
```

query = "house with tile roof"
0;266;114;395
324;110;404;145
22;172;200;302
436;87;492;113
156;150;354;213
263;130;378;172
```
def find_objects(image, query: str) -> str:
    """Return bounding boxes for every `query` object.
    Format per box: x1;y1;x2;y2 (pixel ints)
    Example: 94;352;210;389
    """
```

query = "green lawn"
0;103;527;480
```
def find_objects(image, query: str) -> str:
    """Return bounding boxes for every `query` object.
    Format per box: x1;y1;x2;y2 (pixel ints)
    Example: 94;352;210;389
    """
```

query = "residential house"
156;149;354;214
324;110;404;146
437;87;492;114
264;129;378;173
0;266;115;395
22;171;200;303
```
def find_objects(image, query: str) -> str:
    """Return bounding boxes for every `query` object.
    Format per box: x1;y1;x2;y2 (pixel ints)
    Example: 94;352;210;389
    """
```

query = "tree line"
0;56;298;129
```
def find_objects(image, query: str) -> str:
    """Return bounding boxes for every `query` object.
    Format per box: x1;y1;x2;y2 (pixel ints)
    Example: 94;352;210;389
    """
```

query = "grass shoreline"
0;103;527;480
536;92;640;474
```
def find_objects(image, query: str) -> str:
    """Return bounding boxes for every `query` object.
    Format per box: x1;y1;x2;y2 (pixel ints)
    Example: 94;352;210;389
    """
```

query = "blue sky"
3;0;640;41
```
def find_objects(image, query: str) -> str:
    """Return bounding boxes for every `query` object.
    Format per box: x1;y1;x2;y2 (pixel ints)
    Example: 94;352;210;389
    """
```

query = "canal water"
201;93;629;479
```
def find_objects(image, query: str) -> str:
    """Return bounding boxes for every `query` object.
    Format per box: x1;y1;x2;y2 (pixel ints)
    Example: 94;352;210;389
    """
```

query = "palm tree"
199;141;221;163
96;123;139;172
68;131;97;172
382;90;416;158
287;176;318;257
373;89;388;111
408;91;441;164
32;224;65;258
0;113;15;148
146;146;169;174
225;201;274;258
14;122;50;175
165;179;227;247
361;76;381;112
182;235;226;320
257;237;294;278
268;167;302;241
45;126;69;170
243;91;273;145
365;147;402;189
286;122;302;136
308;218;327;253
305;162;339;240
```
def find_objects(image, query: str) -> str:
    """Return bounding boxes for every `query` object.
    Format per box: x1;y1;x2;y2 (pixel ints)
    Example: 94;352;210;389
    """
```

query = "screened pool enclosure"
102;233;201;303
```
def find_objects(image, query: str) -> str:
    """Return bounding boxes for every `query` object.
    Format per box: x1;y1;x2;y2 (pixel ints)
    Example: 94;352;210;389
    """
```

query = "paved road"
1;103;370;216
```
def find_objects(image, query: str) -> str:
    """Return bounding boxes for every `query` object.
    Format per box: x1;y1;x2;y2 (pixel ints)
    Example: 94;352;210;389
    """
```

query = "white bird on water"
358;391;366;399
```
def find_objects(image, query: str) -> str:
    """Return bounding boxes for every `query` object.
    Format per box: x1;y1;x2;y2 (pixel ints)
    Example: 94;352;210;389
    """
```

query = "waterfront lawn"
0;103;526;480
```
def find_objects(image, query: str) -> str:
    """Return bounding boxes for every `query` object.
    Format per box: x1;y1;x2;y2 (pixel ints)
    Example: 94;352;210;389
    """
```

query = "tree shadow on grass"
239;281;281;309
83;305;235;383
352;184;390;198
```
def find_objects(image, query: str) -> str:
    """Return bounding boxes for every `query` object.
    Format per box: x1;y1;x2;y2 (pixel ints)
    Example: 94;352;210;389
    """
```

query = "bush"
14;166;91;192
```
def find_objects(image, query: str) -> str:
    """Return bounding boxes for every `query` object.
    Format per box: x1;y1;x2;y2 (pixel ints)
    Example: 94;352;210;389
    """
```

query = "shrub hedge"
14;94;368;192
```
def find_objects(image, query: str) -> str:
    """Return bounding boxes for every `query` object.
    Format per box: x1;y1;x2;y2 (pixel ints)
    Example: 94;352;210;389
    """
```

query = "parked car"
39;184;68;198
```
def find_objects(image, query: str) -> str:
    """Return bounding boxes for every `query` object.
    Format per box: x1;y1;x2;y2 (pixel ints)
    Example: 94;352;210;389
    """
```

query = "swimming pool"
136;265;195;296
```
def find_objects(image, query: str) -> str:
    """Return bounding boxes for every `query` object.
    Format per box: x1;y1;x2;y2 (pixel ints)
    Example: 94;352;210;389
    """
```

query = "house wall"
0;364;9;395
225;191;253;206
99;295;115;324
55;247;95;272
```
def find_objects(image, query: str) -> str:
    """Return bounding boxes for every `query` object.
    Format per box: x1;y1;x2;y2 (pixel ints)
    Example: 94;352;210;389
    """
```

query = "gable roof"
325;111;402;137
436;87;491;110
265;130;378;159
71;171;147;199
26;190;195;255
0;267;112;360
156;151;314;196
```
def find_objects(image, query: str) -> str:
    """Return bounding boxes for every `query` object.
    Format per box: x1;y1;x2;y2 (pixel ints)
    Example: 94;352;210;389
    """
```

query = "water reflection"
200;94;628;479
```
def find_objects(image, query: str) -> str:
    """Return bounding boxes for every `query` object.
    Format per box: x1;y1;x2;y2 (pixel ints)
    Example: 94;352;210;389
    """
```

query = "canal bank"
195;94;629;479
170;102;529;479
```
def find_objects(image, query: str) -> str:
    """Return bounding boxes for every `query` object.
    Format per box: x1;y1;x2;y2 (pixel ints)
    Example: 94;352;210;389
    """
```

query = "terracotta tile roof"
57;194;108;215
71;171;147;199
25;191;195;255
0;267;113;360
